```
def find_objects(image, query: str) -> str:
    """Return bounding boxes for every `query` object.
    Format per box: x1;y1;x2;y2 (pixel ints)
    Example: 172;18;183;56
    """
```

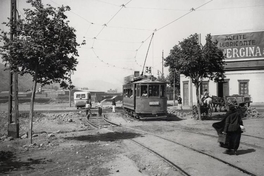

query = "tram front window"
141;85;148;96
149;85;159;97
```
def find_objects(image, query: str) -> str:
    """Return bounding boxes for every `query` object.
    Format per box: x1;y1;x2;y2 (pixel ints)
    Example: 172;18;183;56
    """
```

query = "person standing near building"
201;89;209;101
112;98;116;113
98;100;103;116
85;100;92;120
177;96;182;110
97;99;106;116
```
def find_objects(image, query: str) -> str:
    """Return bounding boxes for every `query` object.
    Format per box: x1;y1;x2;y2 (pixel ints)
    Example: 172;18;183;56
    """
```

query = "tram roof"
133;78;167;84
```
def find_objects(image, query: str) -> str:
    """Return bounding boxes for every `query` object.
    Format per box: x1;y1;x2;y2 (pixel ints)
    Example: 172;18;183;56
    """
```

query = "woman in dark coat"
223;105;245;155
213;100;245;155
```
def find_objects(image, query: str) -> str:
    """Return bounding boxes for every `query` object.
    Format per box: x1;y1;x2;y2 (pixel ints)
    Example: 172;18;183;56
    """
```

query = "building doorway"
217;80;229;97
183;81;189;106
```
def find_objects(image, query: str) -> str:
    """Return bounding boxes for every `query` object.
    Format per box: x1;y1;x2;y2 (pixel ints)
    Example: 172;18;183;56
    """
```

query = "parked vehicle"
74;91;91;109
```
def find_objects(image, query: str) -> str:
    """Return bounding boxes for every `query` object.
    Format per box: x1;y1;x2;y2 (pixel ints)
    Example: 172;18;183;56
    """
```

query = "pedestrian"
177;96;182;110
85;100;92;120
201;89;209;103
98;100;102;116
213;99;246;155
112;98;116;113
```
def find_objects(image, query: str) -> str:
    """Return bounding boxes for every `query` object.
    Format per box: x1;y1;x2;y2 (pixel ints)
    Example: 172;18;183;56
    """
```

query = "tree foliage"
164;33;225;120
0;0;78;88
0;0;79;142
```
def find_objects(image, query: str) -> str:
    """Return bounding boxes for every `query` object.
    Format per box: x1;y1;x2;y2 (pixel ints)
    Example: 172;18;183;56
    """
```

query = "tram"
123;74;167;119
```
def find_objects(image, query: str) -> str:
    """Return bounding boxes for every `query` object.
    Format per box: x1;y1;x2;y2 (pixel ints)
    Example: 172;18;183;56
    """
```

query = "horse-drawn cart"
193;94;252;119
224;95;251;108
192;104;213;119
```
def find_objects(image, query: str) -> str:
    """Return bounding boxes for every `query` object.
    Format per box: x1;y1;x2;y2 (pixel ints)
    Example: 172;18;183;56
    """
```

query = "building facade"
180;31;264;107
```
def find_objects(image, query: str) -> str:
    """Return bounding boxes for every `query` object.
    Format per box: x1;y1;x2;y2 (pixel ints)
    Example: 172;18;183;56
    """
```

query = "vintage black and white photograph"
0;0;264;175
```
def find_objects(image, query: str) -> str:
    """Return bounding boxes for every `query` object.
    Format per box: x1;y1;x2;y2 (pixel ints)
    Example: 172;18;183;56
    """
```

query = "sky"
1;0;264;91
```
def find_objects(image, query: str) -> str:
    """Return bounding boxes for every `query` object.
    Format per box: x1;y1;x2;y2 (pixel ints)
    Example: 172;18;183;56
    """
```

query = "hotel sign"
212;31;264;59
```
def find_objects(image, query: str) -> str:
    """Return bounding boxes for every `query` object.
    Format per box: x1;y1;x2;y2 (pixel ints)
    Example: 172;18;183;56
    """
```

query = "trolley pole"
8;0;19;138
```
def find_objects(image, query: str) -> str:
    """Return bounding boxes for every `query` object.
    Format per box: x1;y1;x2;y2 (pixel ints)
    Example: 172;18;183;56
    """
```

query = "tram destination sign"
212;31;264;59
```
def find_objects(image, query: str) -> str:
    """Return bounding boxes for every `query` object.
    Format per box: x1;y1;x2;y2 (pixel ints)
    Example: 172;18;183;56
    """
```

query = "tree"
164;33;225;120
0;0;79;143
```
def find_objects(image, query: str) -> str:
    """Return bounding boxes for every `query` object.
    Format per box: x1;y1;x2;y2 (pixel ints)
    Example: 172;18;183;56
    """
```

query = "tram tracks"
125;126;258;176
84;115;259;176
179;129;264;150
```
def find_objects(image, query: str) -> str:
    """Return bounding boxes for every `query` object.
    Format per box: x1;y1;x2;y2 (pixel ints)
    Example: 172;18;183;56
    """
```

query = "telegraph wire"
91;44;133;71
90;0;134;69
133;0;213;72
127;6;189;11
94;1;132;38
107;25;153;31
49;0;212;72
157;0;213;32
94;0;120;7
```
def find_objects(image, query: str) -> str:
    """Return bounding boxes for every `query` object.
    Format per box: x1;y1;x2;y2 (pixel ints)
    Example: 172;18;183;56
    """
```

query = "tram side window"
160;85;165;97
141;85;148;96
136;85;140;97
124;88;133;97
124;89;128;97
149;85;159;97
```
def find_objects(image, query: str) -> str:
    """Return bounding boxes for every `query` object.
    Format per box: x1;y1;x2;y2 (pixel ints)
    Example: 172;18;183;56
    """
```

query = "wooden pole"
173;69;176;106
162;50;164;78
8;0;19;138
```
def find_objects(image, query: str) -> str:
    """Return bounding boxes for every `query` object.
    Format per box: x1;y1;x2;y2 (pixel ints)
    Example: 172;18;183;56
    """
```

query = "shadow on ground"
140;114;184;122
0;151;50;174
237;148;256;155
64;131;142;142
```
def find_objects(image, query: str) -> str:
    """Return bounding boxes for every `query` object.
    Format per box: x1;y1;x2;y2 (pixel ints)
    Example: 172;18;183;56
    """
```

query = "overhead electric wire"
133;0;213;72
107;25;153;31
49;0;213;72
94;0;120;7
157;0;213;32
94;1;132;38
89;0;134;68
127;6;189;11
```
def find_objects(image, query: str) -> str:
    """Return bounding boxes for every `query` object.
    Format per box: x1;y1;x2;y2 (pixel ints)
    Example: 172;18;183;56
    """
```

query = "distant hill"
0;63;33;92
80;79;122;92
0;63;122;92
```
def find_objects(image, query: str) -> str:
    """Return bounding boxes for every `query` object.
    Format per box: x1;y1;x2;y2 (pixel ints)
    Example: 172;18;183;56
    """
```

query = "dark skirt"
226;132;241;150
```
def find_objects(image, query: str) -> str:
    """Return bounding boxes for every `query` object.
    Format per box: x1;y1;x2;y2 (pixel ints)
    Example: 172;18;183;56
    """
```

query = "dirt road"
0;105;263;176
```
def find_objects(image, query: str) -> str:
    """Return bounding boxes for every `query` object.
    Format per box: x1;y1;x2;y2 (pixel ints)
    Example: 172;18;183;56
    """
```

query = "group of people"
85;98;116;119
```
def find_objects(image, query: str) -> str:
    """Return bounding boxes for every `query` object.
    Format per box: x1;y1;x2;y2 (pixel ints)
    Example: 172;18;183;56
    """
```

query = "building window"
200;81;209;95
238;80;249;95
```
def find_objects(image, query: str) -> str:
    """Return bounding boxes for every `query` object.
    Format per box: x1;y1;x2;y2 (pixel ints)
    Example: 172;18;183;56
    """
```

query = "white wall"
180;70;264;107
225;70;264;103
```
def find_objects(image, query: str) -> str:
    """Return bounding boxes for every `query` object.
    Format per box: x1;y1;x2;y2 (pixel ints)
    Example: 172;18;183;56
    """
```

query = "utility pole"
162;50;164;78
173;68;176;106
8;0;19;138
69;72;72;107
